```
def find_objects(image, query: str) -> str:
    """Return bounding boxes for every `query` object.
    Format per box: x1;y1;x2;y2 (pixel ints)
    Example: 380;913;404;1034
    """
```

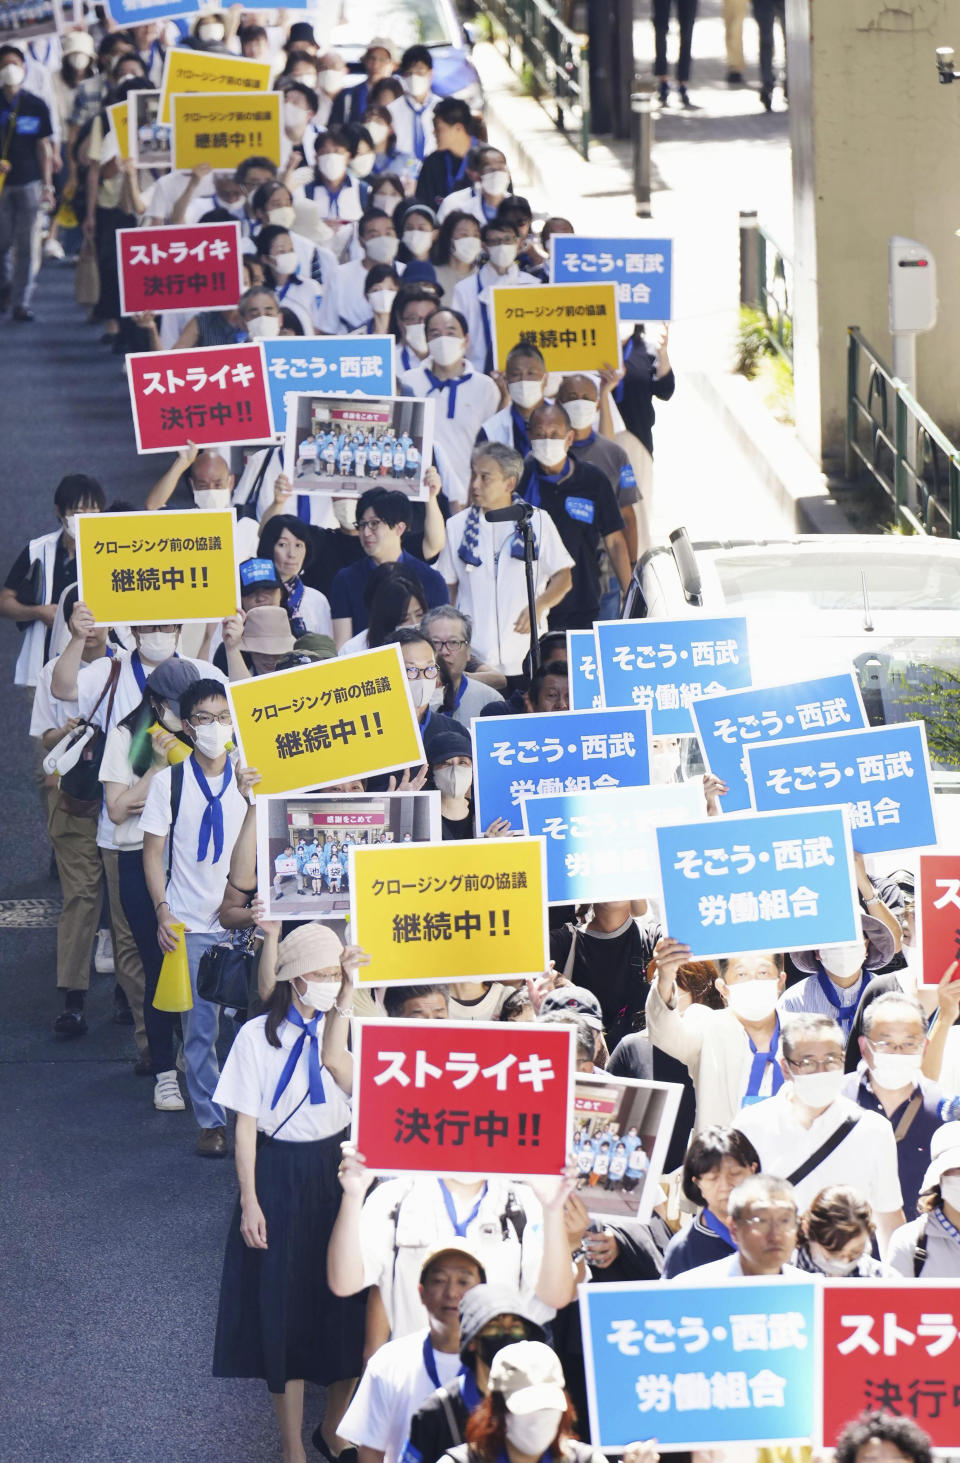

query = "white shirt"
274;273;323;335
339;1329;461;1463
319;256;404;335
452;264;541;373
387;92;441;159
359;1175;551;1337
213;1013;352;1140
339;629;369;657
98;722;148;849
733;1087;904;1215
447;983;512;1021
291;584;333;636
400;363;500;506
679;1254;806;1282
146;169;214;224
436;508;573;676
644;984;764;1132
437;183;501;226
139;756;248;932
30;657;77;737
232;448;336;531
887;1211;960;1278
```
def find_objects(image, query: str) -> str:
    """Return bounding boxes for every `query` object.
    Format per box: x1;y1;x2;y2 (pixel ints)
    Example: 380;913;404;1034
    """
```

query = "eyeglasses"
431;638;467;652
358;517;384;532
742;1213;798;1233
405;664;439;680
190;712;233;727
785;1055;844;1074
868;1039;925;1055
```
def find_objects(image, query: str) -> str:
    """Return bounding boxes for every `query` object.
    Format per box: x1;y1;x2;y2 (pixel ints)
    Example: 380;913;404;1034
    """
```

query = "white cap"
921;1120;960;1193
488;1341;566;1415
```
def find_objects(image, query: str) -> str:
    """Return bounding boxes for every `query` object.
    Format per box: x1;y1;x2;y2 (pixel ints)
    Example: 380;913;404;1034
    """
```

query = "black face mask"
474;1333;527;1368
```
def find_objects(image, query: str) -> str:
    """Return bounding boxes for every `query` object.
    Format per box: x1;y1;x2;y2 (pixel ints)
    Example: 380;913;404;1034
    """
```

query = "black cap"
458;1284;546;1355
287;21;316;45
144;659;203;715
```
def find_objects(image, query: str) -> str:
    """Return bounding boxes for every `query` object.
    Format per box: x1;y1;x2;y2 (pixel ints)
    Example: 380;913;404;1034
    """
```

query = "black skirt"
212;1126;366;1393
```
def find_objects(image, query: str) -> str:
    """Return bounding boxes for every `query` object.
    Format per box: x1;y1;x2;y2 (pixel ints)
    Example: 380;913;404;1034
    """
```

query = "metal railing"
845;326;960;537
478;0;591;159
738;211;793;366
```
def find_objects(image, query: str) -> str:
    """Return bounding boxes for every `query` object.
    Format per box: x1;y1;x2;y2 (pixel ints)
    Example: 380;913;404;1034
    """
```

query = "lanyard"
422;1334;443;1389
131;650;147;693
443;149;470;195
438;1177;487;1236
453;675;468;709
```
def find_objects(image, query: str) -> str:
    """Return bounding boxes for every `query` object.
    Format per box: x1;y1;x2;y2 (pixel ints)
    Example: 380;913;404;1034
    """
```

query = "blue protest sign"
693;673;868;814
522;781;704;904
471;707;651;833
550;236;673;321
746;722;937;856
263;336;394;434
595;617;752;735
655;806;859;959
107;0;199;21
567;629;602;710
580;1277;819;1451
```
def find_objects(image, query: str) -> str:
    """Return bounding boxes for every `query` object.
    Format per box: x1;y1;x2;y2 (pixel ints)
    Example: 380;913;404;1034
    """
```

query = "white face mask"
368;288;397;316
408;677;434;708
193;487;232;511
350;152;376;179
487;242;517;270
563;398;599;431
724;978;779;1022
319;69;345;96
403;228;433;258
941;1175;960;1208
808;1242;861;1277
651;747;681;784
62;514;78;540
1;63;25;87
480;169;510;197
267;205;296;229
197;23;223;43
427;335;463;368
451;234;482;265
364;232;398;264
333;499;357;530
791;1069;846;1109
869;1050;923;1090
138;631;178;663
404;71;432;99
404;321;428;354
189;720;233;759
245;314;281;339
820;943;865;980
218;195;247;218
530;437;567;470
504;1410;563;1456
270;251;299;278
366;119;390;147
297;978;338;1012
434;764;472;799
372;191;400;216
317;152;347;182
508;380;544;410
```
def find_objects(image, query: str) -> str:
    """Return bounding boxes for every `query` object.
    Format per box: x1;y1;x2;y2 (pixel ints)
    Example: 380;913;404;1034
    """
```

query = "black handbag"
15;556;43;607
58;659;121;817
197;929;256;1010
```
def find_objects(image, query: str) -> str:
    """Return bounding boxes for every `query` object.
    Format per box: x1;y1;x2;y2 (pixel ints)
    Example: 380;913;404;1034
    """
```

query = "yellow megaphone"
148;722;191;764
153;922;193;1011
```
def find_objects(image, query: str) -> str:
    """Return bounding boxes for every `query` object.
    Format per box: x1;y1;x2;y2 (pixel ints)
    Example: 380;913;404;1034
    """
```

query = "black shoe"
0;285;10;312
133;1053;155;1077
54;1008;88;1038
113;987;134;1026
311;1429;358;1463
760;85;773;111
12;306;34;322
726;69;745;85
658;80;669;106
678;85;693;108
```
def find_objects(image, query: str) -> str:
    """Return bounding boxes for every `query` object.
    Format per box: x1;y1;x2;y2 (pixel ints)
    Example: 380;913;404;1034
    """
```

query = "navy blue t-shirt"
328;548;449;631
844;1067;945;1221
662;1214;735;1278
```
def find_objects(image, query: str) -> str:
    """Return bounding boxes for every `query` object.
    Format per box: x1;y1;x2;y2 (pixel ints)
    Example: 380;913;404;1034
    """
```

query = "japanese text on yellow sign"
106;101;130;160
171;92;281;171
76;509;240;626
158;48;272;123
350;836;549;986
490;281;622;372
228;645;426;797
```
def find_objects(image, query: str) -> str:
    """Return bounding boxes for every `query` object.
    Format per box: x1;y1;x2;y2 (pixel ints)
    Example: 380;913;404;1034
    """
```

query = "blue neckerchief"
190;752;232;863
285;574;307;636
701;1209;735;1248
276;275;301;301
443;148;470;195
456;499;538;569
270;1008;326;1110
400;343;416;373
425;368;468;419
525;460;571;508
405;96;430;161
510;404;532;455
131;649;148;693
296;495;312;524
459;1368;481;1410
815;965;869;1033
744;1013;784;1100
438;1178;487;1237
574;428;598;447
934;1206;960;1244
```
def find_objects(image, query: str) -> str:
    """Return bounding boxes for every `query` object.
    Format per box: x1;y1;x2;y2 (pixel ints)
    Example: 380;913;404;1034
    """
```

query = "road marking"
0;899;61;928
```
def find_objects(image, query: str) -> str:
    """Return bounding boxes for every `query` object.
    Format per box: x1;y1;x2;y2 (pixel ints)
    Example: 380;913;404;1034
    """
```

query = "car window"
326;0;452;49
713;550;960;613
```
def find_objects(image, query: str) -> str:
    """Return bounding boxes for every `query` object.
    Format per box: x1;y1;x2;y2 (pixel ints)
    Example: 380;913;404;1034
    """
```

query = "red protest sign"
917;852;960;987
821;1280;960;1447
352;1018;575;1178
117;222;244;316
126;342;274;453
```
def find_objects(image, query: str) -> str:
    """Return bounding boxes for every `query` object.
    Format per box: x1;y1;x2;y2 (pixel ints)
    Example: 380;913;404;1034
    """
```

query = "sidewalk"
472;0;830;542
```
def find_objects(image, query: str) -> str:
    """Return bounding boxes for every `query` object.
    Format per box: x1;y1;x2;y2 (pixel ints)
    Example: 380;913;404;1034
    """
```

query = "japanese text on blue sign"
746;722;937;856
550;236;673;321
655;806;859;958
595;617;752;735
567;628;602;710
580;1279;818;1451
471;707;651;833
263;336;394;431
693;673;868;813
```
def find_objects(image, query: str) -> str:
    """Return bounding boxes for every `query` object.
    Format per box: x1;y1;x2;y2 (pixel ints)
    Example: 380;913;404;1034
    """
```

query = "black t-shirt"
519;454;624;629
0;89;52;186
441;810;474;840
607;1032;696;1172
616;333;676;454
549;918;658;1049
415;148;471;209
6;534;75;660
301;529;365;597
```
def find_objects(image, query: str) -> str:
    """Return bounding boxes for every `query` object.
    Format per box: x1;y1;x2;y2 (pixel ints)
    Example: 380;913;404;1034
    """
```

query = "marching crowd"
0;8;954;1463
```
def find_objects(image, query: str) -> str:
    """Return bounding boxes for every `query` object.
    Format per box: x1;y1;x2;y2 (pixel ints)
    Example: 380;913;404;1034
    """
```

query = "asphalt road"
0;266;318;1462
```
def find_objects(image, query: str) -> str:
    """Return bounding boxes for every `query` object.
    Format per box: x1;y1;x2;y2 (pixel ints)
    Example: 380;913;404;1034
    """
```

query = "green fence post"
845;328;858;481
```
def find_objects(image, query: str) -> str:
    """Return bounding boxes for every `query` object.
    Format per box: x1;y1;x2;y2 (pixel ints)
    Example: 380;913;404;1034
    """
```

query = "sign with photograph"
573;1072;682;1225
284;391;434;501
128;90;170;171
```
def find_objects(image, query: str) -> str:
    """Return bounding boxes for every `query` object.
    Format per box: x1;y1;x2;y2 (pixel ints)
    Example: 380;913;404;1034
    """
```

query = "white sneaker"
154;1070;185;1111
94;927;114;974
43;237;65;260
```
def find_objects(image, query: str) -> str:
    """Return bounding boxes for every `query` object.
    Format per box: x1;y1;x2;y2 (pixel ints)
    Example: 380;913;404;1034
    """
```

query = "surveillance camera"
937;45;956;81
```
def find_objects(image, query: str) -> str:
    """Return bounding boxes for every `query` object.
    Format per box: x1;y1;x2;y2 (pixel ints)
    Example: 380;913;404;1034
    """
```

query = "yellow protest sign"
490;281;621;372
77;509;240;627
171;92;281;171
228;645;426;796
106;100;130;160
350;836;549;985
158;47;272;123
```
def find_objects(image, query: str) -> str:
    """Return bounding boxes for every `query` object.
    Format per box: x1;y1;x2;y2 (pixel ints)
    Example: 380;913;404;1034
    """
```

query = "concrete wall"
787;0;960;468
